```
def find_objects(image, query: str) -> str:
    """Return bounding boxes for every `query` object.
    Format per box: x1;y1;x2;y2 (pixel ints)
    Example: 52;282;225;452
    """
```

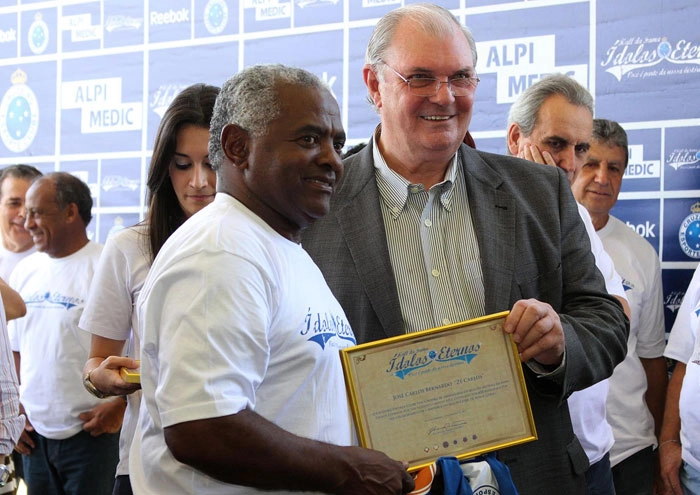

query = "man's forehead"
1;176;29;192
2;176;30;185
537;95;591;123
387;19;474;69
590;141;626;161
26;179;55;201
279;83;335;109
280;87;341;126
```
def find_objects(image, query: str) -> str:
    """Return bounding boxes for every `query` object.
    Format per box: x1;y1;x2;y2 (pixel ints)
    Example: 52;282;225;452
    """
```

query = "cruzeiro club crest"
0;68;39;153
679;201;700;259
204;0;228;35
28;12;49;55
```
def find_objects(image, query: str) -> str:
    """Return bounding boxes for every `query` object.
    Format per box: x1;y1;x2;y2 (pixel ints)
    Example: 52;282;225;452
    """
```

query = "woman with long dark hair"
79;83;220;495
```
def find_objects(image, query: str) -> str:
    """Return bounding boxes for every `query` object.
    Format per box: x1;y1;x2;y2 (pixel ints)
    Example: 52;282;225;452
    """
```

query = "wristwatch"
0;463;11;487
83;369;107;399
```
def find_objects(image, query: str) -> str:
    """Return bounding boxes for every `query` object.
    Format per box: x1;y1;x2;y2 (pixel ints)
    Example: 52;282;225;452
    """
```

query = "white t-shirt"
665;265;700;472
598;216;666;466
567;204;624;464
129;194;356;495
8;242;104;439
79;225;150;476
0;244;35;282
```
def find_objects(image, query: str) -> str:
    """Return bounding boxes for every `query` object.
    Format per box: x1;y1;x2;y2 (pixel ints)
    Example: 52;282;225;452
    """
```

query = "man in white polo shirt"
572;119;667;495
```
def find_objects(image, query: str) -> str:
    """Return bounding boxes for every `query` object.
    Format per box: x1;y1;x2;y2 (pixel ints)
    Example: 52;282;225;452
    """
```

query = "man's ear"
506;123;523;156
62;202;80;224
363;64;382;109
221;124;249;167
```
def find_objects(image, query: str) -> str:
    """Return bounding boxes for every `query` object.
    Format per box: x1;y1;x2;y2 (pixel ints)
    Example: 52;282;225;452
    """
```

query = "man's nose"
595;165;609;185
320;141;344;178
557;146;577;175
430;80;456;104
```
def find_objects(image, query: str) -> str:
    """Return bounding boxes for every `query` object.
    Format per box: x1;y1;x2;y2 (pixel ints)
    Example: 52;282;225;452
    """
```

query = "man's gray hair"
208;64;327;171
43;172;93;226
592;118;629;167
507;74;594;137
364;4;477;110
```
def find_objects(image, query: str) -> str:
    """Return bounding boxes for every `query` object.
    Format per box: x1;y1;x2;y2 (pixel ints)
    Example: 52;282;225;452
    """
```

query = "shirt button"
425;219;432;227
442;318;451;326
431;268;440;277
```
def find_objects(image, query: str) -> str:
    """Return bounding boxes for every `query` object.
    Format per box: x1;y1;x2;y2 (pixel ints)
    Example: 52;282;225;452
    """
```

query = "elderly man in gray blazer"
302;4;628;495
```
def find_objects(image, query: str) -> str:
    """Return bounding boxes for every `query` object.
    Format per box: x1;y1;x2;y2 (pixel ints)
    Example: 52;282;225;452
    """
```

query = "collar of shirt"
372;137;459;220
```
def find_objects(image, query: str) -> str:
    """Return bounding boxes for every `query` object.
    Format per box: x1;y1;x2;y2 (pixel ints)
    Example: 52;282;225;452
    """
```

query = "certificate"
340;311;537;472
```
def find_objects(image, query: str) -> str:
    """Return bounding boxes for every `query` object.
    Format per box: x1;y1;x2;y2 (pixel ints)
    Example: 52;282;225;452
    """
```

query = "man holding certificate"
130;65;414;495
302;4;629;495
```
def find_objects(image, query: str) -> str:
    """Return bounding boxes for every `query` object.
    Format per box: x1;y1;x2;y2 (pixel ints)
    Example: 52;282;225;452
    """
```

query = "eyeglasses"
381;63;480;97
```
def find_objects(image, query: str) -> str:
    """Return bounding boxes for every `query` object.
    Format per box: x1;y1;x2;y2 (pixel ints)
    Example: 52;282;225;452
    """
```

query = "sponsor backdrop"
0;0;698;331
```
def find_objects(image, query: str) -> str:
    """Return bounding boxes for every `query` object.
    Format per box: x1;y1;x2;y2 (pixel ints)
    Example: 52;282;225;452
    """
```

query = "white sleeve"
665;265;700;364
79;232;137;343
140;249;271;429
635;249;666;358
578;204;626;299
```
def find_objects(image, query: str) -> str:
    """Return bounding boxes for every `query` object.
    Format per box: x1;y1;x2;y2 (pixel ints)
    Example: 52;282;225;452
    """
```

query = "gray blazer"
303;140;628;495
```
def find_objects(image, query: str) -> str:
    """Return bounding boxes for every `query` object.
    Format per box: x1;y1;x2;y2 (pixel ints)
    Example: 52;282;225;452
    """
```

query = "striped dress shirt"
0;298;23;456
373;144;486;334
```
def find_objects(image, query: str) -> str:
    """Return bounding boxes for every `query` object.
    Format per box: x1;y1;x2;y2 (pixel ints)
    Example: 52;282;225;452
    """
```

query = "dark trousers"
585;452;616;495
611;446;654;495
112;475;132;495
22;429;119;495
10;452;22;482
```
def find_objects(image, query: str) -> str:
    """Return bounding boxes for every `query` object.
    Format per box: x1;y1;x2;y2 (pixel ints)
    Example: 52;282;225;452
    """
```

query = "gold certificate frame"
340;311;537;472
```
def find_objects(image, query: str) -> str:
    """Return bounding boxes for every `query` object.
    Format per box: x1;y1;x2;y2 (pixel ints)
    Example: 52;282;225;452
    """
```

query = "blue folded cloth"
420;454;518;495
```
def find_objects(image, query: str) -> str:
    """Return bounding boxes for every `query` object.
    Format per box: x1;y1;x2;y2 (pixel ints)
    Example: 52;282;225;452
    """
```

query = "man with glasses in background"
303;4;628;494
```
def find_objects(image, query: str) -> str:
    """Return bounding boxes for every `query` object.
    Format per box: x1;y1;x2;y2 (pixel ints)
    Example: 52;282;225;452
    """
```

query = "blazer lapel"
335;141;405;338
461;146;517;315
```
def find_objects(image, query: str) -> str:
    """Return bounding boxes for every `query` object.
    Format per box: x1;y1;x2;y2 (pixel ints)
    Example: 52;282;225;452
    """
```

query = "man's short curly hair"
208;64;327;171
